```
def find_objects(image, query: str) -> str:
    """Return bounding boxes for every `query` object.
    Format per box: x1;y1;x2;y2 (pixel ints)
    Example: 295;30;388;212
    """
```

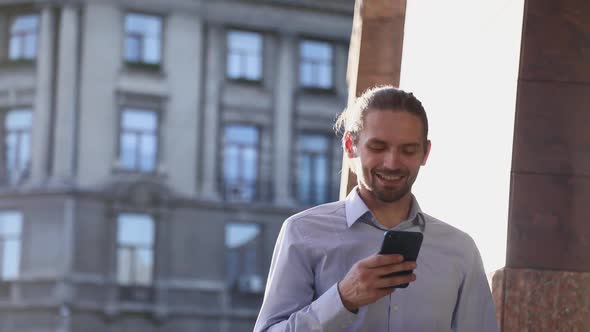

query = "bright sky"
400;0;525;273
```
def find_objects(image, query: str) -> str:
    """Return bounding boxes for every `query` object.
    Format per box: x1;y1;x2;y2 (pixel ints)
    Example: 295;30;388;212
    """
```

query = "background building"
0;0;353;331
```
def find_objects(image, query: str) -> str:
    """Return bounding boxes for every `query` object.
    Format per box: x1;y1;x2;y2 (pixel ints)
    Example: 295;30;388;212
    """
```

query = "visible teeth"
378;174;402;181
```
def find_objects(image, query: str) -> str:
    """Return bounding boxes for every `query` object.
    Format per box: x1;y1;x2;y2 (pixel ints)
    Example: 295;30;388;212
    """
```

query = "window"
226;30;263;81
223;125;259;202
0;211;22;280
9;15;38;61
119;109;158;173
299;40;333;89
4;109;32;185
116;213;154;286
225;222;264;293
124;13;162;66
297;134;331;205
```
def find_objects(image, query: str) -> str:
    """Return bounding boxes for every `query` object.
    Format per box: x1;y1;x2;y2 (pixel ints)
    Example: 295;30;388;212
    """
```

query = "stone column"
164;13;204;197
272;33;296;206
0;16;7;63
30;6;55;184
340;0;408;198
52;5;80;183
492;0;590;330
199;25;222;200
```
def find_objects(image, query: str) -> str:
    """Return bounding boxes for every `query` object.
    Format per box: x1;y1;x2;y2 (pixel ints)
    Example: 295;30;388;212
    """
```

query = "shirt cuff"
309;283;357;330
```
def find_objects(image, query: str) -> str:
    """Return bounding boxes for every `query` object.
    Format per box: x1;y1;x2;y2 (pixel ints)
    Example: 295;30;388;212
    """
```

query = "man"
254;86;498;331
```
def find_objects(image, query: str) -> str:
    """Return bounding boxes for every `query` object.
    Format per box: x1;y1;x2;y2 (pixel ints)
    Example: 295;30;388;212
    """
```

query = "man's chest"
310;233;463;330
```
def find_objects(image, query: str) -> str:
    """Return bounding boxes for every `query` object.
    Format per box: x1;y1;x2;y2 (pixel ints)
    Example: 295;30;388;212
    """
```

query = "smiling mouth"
375;172;405;183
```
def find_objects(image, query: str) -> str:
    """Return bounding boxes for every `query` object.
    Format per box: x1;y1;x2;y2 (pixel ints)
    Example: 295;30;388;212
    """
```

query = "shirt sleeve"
254;218;357;332
451;238;499;332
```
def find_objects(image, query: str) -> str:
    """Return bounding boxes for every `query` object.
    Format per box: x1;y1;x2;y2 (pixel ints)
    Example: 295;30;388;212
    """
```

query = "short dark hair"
334;86;429;145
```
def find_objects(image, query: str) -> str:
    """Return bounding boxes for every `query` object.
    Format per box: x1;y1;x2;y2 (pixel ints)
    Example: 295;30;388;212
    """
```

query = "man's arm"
451;238;499;332
253;219;357;332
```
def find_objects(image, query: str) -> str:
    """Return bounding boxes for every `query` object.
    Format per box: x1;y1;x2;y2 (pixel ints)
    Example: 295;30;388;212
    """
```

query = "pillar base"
492;267;590;331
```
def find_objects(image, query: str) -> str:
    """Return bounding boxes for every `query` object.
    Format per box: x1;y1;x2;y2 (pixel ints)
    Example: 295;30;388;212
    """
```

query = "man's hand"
337;254;417;312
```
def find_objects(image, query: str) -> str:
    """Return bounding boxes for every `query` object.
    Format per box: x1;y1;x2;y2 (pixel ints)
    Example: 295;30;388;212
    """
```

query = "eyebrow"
400;143;421;149
366;139;422;148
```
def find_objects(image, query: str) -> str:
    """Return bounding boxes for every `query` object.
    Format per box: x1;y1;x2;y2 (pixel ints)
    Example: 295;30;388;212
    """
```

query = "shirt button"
393;305;399;312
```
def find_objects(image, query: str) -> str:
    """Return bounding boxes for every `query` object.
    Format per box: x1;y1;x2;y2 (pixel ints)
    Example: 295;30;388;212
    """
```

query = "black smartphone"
378;230;423;288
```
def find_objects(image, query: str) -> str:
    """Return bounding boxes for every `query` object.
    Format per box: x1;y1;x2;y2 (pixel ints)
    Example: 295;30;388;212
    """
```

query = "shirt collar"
344;187;426;230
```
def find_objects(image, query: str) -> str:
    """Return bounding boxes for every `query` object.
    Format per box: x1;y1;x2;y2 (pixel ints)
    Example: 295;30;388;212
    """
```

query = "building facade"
0;0;353;331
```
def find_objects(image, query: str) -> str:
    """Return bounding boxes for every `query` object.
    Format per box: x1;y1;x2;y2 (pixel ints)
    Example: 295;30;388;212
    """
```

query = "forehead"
359;109;425;142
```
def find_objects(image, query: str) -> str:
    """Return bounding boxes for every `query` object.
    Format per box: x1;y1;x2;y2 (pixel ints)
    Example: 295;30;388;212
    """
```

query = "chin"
373;186;411;203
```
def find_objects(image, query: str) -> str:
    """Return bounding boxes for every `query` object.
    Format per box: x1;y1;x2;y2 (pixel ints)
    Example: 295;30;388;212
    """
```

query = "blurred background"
0;0;353;331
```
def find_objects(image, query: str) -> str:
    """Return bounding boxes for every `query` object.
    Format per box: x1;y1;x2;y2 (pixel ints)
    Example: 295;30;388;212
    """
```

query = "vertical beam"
495;0;590;330
52;5;80;183
273;33;296;206
340;0;408;198
30;6;55;183
165;13;204;197
200;25;223;200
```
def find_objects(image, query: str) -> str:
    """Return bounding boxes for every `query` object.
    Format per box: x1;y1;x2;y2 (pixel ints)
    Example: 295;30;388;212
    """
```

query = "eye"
402;147;419;156
368;144;386;152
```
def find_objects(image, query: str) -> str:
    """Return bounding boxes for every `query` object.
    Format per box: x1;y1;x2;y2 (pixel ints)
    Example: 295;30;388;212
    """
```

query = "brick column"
493;0;590;330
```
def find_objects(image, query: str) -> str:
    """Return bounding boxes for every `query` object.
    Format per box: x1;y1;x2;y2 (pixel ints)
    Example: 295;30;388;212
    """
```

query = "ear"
343;132;356;158
421;140;432;166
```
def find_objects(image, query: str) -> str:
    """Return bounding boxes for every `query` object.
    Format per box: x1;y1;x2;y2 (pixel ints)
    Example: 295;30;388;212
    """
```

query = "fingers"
375;273;417;289
372;261;416;277
360;254;404;268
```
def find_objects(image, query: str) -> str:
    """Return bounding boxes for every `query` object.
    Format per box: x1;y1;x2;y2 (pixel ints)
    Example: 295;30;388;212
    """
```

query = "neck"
359;190;413;229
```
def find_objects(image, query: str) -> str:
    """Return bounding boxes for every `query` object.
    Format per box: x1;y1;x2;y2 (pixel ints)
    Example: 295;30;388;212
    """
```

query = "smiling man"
254;86;498;331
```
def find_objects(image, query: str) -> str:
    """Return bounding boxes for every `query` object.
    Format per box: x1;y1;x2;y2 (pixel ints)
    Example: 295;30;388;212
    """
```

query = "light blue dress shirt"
254;188;498;332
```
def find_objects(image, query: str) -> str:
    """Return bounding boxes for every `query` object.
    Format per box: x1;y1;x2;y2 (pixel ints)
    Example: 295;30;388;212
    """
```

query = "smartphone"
378;230;423;288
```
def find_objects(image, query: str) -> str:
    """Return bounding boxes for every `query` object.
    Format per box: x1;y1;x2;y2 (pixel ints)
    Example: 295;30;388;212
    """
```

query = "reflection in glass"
4;110;32;185
119;109;158;172
116;214;154;285
124;13;161;64
227;30;263;81
225;223;261;282
9;15;38;60
299;40;333;89
0;211;22;280
223;125;259;202
298;134;331;205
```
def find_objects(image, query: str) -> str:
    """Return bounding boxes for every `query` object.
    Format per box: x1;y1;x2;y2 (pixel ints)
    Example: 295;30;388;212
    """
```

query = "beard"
373;182;411;202
362;168;418;203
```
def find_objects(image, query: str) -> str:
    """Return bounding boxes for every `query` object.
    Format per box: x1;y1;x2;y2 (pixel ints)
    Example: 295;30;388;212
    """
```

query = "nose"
383;151;401;169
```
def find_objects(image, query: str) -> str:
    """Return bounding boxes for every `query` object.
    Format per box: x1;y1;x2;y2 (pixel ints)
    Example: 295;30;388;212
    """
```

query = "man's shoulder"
422;213;477;248
283;200;346;231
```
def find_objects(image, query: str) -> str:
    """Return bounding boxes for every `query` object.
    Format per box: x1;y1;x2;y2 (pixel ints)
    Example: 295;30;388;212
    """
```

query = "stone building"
0;0;353;330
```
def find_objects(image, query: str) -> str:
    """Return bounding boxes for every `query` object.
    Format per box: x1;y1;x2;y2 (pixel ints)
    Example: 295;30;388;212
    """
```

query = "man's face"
345;109;431;204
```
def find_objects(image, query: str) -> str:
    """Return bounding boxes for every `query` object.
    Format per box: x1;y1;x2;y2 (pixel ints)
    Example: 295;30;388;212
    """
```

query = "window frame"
296;131;334;205
115;212;156;287
224;221;265;293
0;107;33;186
0;210;23;282
2;10;41;64
298;38;335;92
116;106;161;175
122;11;164;71
221;124;261;203
225;28;264;83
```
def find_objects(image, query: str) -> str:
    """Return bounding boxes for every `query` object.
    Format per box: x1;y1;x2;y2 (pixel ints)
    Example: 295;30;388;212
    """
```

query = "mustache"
373;169;408;177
